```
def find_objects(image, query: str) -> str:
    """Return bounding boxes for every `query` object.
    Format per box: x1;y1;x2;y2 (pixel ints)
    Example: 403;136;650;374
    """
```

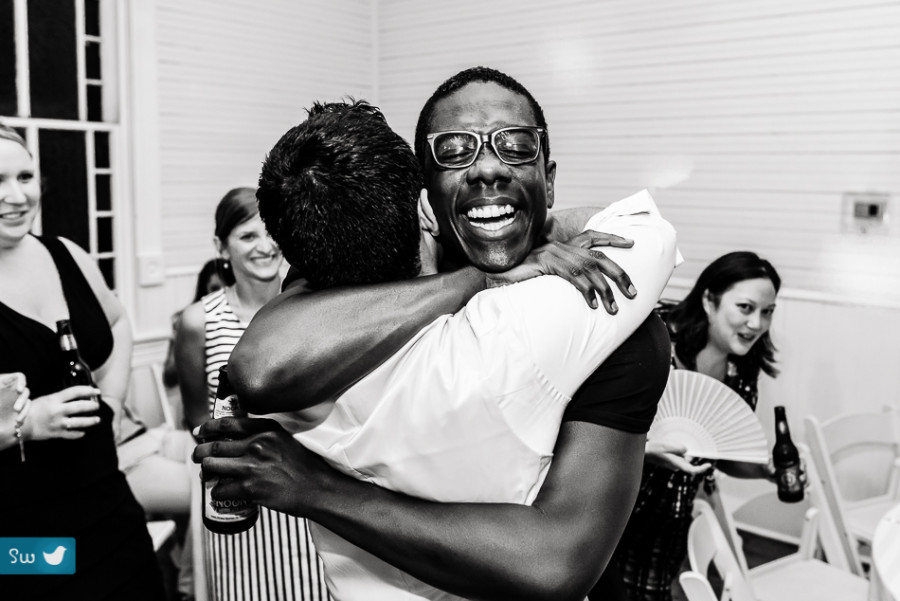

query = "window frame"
3;0;136;313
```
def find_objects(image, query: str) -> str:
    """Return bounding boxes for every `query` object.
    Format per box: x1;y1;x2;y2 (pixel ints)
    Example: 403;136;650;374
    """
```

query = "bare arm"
232;230;637;415
718;459;777;481
230;266;488;414
175;302;210;429
310;423;646;601
198;419;646;601
0;375;25;452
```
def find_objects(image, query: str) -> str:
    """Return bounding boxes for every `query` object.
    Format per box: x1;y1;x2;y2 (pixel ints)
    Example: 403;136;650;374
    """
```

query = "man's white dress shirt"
294;190;681;600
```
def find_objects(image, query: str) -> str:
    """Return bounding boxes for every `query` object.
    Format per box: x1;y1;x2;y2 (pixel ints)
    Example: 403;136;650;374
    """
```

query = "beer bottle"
56;319;100;417
773;405;804;503
202;366;259;534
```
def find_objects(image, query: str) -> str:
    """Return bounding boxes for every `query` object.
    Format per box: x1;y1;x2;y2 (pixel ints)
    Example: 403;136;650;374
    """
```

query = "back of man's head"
413;66;550;169
258;100;424;290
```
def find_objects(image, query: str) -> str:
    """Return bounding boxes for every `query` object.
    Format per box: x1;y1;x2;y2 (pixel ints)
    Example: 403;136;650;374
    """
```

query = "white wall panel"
377;0;900;307
155;0;374;272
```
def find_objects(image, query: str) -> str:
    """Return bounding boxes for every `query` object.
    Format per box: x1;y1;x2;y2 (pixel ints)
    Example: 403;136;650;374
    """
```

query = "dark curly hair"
414;66;550;169
257;100;423;290
666;251;781;381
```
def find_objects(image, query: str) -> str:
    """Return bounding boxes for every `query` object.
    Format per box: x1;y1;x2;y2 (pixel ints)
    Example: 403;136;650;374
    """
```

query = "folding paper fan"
648;370;769;463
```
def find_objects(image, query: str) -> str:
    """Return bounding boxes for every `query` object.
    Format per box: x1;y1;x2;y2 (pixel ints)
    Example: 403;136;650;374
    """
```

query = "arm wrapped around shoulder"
501;189;679;397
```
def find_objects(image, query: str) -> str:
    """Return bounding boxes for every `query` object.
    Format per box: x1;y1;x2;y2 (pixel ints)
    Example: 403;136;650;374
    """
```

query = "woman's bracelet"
13;387;30;463
13;421;25;462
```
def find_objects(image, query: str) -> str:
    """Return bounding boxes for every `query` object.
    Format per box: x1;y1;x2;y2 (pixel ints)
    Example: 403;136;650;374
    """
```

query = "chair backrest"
149;363;177;428
810;408;900;500
687;500;757;601
805;418;871;576
188;450;209;601
704;477;751;577
125;362;178;430
679;571;723;601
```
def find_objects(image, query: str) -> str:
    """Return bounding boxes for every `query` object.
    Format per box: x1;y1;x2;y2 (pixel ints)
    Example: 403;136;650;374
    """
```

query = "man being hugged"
197;68;679;601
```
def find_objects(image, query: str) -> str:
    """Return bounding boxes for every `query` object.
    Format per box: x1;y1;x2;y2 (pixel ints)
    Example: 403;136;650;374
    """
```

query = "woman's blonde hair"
0;122;29;153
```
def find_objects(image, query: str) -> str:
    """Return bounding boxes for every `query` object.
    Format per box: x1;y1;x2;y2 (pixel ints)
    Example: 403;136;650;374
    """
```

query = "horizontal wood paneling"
377;0;900;305
155;0;374;269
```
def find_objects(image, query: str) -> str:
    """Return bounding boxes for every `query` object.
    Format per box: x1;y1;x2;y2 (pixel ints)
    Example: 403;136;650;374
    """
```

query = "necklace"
228;286;246;322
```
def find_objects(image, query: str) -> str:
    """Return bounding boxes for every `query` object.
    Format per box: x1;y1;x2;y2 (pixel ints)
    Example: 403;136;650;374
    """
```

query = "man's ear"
418;188;440;236
417;189;441;275
545;160;557;210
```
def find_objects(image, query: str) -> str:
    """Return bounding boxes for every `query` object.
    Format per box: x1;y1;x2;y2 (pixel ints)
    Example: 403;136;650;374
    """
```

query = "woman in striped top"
175;187;331;601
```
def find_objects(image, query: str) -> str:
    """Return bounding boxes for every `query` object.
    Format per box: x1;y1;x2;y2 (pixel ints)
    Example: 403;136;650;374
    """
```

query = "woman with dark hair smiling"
609;251;783;601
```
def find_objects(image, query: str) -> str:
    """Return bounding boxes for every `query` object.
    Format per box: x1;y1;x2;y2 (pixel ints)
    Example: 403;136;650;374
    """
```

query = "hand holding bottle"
24;385;102;441
201;366;259;535
56;319;101;416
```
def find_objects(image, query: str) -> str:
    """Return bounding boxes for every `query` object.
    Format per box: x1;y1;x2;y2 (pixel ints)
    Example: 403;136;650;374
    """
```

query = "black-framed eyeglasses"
425;126;546;169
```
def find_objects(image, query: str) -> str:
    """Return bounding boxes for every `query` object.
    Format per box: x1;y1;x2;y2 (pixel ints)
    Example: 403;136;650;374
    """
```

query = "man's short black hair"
257;100;424;290
413;66;550;169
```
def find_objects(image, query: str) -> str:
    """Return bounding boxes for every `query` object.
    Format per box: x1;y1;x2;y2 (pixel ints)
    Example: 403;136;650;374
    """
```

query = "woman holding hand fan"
609;251;783;601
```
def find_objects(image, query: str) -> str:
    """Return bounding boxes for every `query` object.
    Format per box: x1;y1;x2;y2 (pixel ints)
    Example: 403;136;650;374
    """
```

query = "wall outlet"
842;192;891;234
137;252;166;287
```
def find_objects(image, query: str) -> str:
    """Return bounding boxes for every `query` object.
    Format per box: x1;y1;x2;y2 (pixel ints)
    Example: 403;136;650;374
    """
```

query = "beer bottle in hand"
773;405;804;503
203;366;259;534
56;319;100;417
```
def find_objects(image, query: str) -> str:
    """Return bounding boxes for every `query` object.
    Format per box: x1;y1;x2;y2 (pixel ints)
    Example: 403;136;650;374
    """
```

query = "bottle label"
60;335;77;352
212;394;244;419
778;465;803;492
204;477;257;523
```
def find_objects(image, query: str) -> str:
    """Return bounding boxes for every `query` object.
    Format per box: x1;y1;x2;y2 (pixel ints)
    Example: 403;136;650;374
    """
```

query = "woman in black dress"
0;123;165;600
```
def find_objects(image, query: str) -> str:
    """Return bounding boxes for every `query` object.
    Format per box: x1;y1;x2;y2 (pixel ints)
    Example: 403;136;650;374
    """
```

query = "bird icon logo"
42;546;67;566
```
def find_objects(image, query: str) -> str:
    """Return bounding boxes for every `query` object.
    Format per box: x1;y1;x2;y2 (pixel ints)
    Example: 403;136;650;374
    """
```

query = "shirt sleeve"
562;313;672;432
494;189;679;399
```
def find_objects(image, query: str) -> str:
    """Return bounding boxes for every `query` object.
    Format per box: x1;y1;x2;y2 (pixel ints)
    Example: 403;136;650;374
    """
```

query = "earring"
222;260;230;271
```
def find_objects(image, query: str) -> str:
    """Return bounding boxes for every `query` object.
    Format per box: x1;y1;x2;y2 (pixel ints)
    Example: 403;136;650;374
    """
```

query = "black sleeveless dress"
0;236;164;600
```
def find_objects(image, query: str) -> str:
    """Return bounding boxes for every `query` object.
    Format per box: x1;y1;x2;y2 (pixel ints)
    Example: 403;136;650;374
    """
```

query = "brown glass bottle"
202;366;259;534
773;406;804;503
56;319;100;417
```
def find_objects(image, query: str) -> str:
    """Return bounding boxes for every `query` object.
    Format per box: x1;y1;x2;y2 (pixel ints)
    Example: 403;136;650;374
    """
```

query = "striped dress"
202;288;332;601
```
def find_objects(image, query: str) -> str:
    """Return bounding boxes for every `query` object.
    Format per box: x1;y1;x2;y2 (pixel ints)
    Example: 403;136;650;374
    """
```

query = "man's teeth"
466;204;514;220
0;211;26;220
470;216;515;231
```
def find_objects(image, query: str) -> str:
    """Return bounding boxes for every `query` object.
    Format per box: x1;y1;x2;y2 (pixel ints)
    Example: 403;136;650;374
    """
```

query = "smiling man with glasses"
197;67;677;601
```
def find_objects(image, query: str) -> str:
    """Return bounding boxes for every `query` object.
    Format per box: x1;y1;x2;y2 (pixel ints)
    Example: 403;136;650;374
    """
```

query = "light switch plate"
137;252;165;286
842;192;891;234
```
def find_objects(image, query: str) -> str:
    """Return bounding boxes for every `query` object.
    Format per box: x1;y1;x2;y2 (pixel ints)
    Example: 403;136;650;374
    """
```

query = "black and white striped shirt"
201;288;331;601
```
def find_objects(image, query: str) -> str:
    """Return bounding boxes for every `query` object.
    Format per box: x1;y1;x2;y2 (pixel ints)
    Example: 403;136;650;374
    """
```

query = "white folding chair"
805;407;900;570
685;500;760;601
703;483;751;577
679;571;723;601
715;443;866;577
684;500;869;601
125;363;183;556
